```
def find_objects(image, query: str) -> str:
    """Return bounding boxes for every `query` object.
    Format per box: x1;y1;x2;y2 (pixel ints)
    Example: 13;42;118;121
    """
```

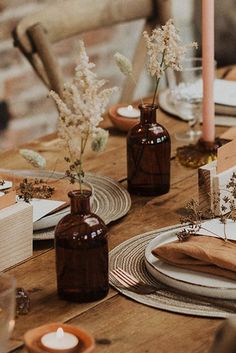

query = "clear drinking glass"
167;58;203;142
0;273;16;353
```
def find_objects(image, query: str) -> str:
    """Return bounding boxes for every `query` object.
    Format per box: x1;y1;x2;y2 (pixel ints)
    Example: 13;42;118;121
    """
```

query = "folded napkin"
152;235;236;281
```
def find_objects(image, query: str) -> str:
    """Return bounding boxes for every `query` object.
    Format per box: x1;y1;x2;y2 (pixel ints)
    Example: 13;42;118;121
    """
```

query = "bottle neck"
139;103;158;124
68;190;91;214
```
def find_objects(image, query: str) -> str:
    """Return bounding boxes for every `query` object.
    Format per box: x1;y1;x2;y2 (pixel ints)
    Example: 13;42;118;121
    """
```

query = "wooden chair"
12;0;171;101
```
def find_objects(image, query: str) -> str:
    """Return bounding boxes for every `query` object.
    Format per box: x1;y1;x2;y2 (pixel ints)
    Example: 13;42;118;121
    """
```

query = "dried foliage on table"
177;173;236;242
18;149;54;202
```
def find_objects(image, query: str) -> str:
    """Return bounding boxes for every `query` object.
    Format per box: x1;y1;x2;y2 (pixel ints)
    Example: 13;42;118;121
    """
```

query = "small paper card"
193;218;236;241
214;79;236;107
217;139;236;174
0;180;12;190
18;198;65;223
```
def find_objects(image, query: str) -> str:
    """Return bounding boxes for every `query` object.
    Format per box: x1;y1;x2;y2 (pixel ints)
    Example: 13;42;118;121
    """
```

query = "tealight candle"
24;323;95;353
41;327;79;352
117;105;140;118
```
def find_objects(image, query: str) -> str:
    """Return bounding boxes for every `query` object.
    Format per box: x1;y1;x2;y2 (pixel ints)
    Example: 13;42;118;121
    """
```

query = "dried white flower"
142;18;198;105
20;149;46;169
91;128;109;152
143;19;198;79
114;52;133;77
49;40;117;190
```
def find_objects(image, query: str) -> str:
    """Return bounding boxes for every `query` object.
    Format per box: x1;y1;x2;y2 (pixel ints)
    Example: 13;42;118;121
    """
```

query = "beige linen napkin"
152;235;236;281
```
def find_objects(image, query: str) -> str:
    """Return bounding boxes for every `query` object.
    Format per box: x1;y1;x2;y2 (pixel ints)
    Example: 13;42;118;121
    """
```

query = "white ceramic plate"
145;227;236;299
159;89;236;127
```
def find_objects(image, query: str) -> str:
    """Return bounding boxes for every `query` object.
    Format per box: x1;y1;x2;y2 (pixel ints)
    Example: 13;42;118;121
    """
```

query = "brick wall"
0;0;196;149
0;0;144;149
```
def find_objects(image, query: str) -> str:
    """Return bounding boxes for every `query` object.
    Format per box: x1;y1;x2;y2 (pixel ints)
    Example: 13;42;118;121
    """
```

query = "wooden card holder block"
198;160;217;214
213;165;236;215
0;202;33;271
198;161;236;216
0;190;16;211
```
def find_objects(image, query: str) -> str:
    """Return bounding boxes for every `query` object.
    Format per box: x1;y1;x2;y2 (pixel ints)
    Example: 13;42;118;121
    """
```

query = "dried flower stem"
152;50;165;106
50;40;117;192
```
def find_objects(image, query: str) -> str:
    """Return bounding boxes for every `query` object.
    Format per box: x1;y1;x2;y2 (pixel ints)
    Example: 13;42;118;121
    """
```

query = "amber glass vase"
55;189;109;302
127;103;171;196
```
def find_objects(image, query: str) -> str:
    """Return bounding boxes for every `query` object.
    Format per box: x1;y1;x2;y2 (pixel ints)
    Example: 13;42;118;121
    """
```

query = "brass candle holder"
24;323;95;353
176;138;229;168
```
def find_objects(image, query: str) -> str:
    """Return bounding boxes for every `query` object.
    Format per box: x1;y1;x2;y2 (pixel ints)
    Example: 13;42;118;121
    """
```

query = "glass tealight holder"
0;273;16;353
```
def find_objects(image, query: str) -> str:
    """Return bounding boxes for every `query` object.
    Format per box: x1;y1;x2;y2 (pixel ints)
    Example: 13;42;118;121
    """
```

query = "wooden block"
217;139;236;174
0;190;16;211
212;165;236;216
198;161;236;217
198;161;217;215
0;202;33;271
220;126;236;141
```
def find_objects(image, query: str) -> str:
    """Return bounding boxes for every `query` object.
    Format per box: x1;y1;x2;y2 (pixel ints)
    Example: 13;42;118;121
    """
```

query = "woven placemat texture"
109;225;236;318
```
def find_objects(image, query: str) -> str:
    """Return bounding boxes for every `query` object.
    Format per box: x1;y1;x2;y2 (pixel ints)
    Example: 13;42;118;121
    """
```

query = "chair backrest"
13;0;171;101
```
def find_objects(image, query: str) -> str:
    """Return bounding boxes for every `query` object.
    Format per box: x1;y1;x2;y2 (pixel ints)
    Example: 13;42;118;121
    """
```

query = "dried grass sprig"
114;19;197;106
177;172;236;242
50;40;117;192
18;178;55;203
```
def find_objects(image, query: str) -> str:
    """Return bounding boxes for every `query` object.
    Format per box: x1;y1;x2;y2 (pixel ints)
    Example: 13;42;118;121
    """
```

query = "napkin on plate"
152;235;236;281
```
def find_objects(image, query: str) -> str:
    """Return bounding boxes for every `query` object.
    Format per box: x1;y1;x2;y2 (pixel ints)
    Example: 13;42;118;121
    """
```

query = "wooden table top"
1;104;229;353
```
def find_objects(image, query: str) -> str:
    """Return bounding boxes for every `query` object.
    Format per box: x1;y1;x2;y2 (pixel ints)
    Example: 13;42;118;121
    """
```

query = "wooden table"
1;106;229;353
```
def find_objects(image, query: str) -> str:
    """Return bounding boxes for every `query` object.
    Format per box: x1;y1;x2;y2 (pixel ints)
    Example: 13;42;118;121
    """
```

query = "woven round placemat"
0;169;131;241
33;173;131;240
109;225;236;318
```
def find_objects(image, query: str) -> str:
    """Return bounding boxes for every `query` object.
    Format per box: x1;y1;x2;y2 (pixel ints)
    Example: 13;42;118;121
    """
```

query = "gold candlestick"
176;138;229;168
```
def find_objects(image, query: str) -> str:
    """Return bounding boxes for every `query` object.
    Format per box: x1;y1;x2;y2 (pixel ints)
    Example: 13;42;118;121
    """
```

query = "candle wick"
56;327;64;339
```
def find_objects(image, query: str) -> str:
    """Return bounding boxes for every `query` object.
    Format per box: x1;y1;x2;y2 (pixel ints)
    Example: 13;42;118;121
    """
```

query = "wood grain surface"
2;107;228;353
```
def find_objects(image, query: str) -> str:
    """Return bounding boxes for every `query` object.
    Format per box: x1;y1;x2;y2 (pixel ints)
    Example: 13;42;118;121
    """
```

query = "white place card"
191;218;236;241
214;79;236;107
0;181;12;190
18;198;65;223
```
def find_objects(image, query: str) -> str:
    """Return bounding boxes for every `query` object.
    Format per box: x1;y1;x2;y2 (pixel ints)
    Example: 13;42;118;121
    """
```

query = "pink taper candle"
202;0;215;142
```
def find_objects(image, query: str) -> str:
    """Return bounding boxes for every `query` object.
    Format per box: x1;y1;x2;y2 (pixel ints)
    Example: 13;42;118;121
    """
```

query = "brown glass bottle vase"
55;190;109;302
127;103;171;196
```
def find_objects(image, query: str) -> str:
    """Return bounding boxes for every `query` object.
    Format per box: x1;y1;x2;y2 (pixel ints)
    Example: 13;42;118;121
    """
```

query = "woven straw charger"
0;169;131;240
109;224;236;318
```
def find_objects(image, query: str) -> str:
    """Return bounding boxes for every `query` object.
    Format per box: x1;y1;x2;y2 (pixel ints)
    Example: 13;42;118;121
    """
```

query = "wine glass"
167;58;203;142
0;273;16;353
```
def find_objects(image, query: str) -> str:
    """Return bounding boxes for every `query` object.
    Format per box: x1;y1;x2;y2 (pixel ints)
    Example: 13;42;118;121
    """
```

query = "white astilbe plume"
91;128;109;152
114;52;133;77
20;149;46;169
143;19;198;79
142;18;197;105
49;40;117;189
